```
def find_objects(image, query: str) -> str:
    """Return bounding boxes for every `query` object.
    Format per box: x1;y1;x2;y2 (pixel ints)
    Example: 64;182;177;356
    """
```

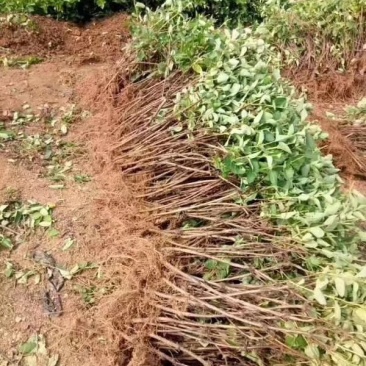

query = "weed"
0;106;83;186
46;161;73;182
62;237;75;251
5;261;49;285
17;334;59;366
0;201;55;250
74;285;97;307
1;56;43;69
74;174;91;184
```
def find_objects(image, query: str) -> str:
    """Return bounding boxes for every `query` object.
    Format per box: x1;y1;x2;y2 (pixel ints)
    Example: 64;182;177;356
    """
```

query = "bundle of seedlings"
106;1;366;365
262;0;366;98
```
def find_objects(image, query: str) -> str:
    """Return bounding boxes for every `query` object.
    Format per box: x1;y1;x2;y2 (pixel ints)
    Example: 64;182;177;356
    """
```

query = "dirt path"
0;14;143;366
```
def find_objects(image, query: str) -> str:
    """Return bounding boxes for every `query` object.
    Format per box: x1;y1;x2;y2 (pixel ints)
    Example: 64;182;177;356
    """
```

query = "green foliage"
262;0;366;70
132;0;265;75
132;5;218;75
0;0;263;22
177;27;366;256
161;0;263;25
0;0;133;20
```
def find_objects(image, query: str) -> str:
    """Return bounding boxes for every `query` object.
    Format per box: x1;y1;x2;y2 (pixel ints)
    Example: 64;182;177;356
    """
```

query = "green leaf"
135;2;146;8
298;193;310;201
253;111;264;125
354;308;366;326
308;227;325;239
1;237;13;250
230;83;241;95
4;262;14;278
278;211;297;220
357;266;366;278
334;278;346;297
266;156;273;170
323;215;338;230
278;142;292;154
313;288;327;305
352;344;365;357
48;229;60;238
40;208;49;217
285;335;307;350
19;342;37;355
269;170;278;186
302;232;313;241
39;220;52;227
269;170;278;187
217;72;229;83
59;268;72;280
324;201;341;216
192;63;203;74
62;238;75;251
205;260;217;270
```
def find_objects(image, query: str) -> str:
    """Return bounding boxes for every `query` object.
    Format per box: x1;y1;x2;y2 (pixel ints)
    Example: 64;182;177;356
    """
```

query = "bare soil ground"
0;14;151;366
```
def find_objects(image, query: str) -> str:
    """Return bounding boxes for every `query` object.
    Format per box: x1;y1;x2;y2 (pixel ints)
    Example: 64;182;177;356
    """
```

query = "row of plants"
0;0;128;20
261;0;366;71
131;1;366;364
0;0;263;22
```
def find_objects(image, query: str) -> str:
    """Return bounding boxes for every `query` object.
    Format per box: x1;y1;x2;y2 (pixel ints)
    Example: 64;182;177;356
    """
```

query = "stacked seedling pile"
107;1;366;365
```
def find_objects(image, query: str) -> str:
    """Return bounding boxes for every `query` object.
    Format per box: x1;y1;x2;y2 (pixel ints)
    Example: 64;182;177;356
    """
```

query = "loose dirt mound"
0;13;130;62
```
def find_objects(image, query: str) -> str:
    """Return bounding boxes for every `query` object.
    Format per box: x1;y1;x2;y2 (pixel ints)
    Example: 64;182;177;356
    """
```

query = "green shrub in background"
0;0;131;20
0;0;264;23
262;0;366;70
168;0;263;25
